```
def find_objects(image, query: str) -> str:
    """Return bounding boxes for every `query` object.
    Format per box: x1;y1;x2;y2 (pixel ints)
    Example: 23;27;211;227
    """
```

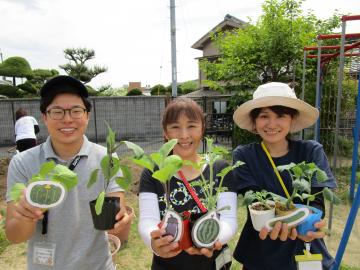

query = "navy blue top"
231;140;337;270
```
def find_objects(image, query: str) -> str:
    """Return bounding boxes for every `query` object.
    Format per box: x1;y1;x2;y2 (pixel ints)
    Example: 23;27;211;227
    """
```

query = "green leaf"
183;159;201;169
52;164;78;190
316;169;328;182
152;164;179;183
100;155;120;181
211;145;229;156
87;169;99;188
131;156;154;172
277;162;296;172
217;161;244;178
30;174;44;182
293;179;311;193
302;193;314;201
115;165;132;190
163;155;182;169
95;191;105;215
323;187;340;204
159;139;178;157
10;183;26;202
38;161;56;178
150;153;162;167
105;121;116;154
123;141;144;159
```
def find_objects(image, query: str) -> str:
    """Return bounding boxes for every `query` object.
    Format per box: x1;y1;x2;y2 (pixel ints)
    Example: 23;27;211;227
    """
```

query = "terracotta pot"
107;205;135;244
89;196;120;230
249;201;275;231
107;233;121;263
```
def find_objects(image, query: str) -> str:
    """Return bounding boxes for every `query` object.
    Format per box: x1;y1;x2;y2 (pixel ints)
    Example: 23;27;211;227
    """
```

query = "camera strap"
178;170;207;213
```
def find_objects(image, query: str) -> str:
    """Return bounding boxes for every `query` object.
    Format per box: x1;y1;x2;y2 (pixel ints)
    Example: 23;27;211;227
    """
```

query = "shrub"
0;56;33;79
126;88;142;96
0;85;24;98
150;84;166;96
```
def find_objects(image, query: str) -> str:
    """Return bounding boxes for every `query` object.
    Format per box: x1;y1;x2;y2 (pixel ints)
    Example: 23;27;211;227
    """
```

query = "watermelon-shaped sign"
265;207;310;231
26;181;66;208
191;210;220;248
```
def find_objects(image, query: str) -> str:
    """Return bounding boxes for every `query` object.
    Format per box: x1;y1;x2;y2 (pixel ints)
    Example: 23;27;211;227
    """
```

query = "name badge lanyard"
178;170;207;213
41;156;81;235
261;141;290;199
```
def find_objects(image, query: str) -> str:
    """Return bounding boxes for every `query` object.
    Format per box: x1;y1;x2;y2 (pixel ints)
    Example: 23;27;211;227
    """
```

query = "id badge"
33;241;56;266
215;246;232;270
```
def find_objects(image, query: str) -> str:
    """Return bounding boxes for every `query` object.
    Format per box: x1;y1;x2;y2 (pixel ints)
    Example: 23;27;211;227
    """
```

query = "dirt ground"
0;158;359;268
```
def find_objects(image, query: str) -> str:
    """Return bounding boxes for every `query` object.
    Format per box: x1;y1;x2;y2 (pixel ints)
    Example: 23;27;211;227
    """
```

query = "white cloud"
0;0;359;88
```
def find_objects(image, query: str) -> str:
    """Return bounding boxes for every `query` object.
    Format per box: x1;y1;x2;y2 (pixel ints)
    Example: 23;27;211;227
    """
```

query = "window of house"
213;101;227;114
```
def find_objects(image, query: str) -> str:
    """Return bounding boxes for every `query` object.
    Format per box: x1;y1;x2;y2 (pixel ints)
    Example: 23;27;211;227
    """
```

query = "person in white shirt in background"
14;108;39;152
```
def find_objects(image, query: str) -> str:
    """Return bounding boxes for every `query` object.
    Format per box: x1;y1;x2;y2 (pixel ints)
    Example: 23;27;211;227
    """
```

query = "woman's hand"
297;219;326;242
150;229;181;258
259;221;297;241
184;241;222;258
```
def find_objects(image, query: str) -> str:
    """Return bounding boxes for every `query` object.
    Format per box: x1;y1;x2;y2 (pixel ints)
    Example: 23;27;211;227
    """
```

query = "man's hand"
107;206;132;235
12;189;43;223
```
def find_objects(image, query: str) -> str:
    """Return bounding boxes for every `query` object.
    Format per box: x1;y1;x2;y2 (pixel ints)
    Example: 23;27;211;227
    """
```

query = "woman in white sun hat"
229;82;337;270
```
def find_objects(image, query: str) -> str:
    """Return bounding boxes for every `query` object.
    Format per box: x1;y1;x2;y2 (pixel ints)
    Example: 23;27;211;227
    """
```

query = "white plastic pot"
248;201;275;231
108;233;121;263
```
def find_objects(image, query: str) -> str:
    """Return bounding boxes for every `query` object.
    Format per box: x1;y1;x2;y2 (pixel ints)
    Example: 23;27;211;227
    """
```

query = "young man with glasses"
5;75;130;270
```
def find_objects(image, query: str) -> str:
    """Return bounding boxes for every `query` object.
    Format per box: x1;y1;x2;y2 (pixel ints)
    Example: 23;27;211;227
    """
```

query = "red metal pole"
342;15;360;21
317;33;360;40
304;44;356;51
307;53;360;59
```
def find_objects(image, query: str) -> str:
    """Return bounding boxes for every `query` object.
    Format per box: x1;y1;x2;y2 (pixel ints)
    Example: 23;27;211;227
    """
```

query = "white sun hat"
233;82;319;133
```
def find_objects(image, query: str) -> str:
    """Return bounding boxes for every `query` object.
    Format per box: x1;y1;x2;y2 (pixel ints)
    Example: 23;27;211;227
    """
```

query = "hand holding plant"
10;160;78;208
87;122;132;216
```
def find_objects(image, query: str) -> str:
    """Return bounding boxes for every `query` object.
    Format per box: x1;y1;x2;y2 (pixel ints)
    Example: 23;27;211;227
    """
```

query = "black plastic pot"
89;196;120;230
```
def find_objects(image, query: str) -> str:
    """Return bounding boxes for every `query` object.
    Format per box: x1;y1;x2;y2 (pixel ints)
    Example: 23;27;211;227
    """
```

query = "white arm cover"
217;192;238;244
138;192;161;249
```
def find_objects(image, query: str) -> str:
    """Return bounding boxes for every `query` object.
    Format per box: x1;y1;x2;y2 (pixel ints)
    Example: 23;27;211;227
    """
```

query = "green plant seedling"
87;122;132;215
276;161;341;209
241;190;275;210
188;137;243;210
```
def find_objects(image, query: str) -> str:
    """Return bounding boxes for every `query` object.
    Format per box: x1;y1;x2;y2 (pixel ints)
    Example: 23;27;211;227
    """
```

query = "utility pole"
0;49;5;81
170;0;177;97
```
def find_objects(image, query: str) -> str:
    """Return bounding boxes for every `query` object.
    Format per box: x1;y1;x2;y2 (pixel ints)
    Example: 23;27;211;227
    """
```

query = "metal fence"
0;96;167;157
0;95;236;158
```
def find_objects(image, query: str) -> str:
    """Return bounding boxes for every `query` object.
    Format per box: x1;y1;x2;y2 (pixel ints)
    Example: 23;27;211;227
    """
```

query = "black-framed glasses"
46;107;87;120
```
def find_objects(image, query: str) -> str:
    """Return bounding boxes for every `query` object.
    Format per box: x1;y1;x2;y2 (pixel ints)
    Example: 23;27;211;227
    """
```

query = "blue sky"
0;0;359;88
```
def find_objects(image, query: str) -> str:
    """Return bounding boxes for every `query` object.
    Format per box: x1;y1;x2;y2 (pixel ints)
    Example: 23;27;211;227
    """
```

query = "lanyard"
177;170;207;213
41;156;81;235
260;142;291;199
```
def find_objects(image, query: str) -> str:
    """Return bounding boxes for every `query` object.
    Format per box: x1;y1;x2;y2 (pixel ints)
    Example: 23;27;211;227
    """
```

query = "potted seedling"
87;123;132;230
10;160;78;209
188;137;243;248
241;190;276;231
125;138;186;245
273;161;340;235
